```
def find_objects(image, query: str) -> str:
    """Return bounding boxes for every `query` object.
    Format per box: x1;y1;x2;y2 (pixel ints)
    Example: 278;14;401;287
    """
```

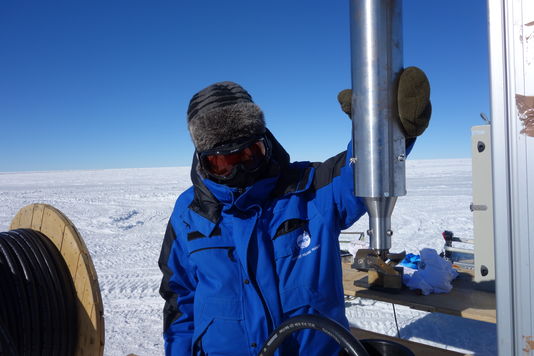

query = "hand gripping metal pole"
349;0;406;256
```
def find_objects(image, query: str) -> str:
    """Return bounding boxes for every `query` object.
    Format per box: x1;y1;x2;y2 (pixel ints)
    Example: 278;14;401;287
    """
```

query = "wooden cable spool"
9;204;105;356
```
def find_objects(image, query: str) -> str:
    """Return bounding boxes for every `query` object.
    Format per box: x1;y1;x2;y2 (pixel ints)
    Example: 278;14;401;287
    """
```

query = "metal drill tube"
349;0;405;252
364;197;397;252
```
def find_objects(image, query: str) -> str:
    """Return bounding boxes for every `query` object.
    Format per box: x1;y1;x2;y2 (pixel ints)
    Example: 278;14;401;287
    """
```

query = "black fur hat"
187;81;266;152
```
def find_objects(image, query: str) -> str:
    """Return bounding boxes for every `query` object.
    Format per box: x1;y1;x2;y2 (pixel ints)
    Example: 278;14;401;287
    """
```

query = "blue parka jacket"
159;131;410;355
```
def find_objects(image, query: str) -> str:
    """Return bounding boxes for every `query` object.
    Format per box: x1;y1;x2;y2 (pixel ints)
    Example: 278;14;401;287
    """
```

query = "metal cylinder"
349;0;405;252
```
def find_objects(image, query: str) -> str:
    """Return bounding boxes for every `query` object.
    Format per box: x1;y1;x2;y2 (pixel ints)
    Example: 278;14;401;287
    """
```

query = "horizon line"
0;157;473;175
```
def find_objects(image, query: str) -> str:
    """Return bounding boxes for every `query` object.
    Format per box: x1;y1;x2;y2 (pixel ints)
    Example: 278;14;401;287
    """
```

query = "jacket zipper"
249;210;276;334
254;280;275;333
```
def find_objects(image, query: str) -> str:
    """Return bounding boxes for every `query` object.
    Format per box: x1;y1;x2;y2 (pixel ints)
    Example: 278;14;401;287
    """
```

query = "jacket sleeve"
158;221;197;356
310;141;365;231
311;138;416;231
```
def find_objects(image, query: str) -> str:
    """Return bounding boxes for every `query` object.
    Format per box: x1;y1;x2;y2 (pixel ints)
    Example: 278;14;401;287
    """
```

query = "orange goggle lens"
201;140;267;177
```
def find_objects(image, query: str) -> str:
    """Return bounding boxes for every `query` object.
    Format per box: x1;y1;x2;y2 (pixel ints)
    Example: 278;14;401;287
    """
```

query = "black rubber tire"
258;314;370;356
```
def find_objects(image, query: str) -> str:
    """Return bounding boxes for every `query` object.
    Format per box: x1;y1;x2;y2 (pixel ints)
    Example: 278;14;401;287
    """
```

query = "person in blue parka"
159;69;431;356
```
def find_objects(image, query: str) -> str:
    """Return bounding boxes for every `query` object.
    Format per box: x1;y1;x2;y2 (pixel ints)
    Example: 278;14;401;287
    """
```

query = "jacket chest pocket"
186;228;234;257
272;218;315;283
186;233;242;297
272;218;309;259
272;217;331;311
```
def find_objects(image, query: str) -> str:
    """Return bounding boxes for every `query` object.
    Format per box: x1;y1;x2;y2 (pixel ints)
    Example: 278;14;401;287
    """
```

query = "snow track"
0;160;496;355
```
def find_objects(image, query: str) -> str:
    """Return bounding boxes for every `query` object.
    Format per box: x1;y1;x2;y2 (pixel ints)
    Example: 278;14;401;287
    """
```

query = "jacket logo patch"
297;231;311;249
187;226;222;241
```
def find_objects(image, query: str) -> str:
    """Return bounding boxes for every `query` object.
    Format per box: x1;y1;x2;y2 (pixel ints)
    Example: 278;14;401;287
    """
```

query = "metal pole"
487;0;534;354
349;0;406;256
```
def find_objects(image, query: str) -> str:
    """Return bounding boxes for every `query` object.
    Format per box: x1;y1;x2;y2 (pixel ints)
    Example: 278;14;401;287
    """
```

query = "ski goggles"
198;136;270;179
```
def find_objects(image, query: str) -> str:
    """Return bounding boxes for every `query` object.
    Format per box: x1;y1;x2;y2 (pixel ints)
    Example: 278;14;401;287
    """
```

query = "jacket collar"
271;161;314;198
188;153;222;224
203;175;280;213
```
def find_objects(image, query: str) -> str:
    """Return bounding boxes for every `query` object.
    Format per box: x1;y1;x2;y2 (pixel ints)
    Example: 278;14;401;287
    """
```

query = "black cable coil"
258;314;370;356
0;229;78;356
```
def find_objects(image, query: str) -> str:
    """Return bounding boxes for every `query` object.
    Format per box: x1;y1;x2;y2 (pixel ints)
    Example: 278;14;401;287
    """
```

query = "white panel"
472;125;495;287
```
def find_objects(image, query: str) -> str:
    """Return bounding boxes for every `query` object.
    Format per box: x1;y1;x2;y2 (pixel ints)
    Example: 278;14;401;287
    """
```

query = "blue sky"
0;1;489;172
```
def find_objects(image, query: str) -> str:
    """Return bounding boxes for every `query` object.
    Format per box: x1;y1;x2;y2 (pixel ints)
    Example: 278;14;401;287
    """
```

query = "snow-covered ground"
0;159;496;355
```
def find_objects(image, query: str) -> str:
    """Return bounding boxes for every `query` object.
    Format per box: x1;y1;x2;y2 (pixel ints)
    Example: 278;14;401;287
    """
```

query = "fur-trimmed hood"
186;81;266;152
188;102;265;152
